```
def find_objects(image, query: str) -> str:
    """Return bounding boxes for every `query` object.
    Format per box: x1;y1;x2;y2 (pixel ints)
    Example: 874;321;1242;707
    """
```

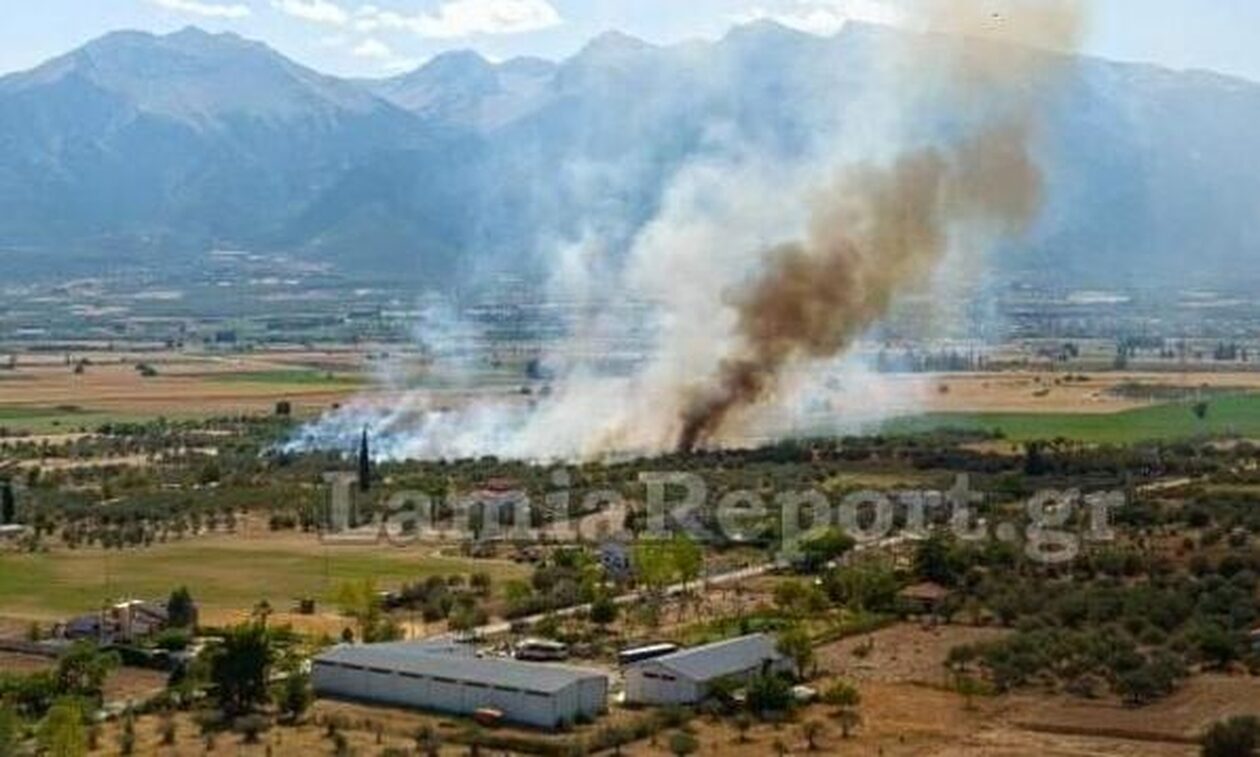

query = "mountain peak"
421;49;494;74
579;30;653;59
2;23;388;121
724;18;799;39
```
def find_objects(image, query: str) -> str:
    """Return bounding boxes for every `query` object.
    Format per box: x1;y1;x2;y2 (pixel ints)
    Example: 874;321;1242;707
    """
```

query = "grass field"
0;405;161;433
0;534;529;623
882;393;1260;444
203;369;366;387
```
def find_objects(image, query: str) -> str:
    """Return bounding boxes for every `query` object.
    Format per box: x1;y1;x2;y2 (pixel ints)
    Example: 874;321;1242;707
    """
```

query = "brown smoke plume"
676;0;1081;452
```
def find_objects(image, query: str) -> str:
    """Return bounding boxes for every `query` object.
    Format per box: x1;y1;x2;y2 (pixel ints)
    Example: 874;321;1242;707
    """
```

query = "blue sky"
2;0;1258;81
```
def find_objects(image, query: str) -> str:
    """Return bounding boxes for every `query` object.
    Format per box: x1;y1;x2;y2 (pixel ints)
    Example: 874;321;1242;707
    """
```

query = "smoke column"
675;0;1081;451
285;0;1084;462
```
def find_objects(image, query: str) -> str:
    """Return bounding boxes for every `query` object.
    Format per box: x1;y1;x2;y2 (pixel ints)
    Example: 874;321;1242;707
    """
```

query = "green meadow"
882;393;1260;444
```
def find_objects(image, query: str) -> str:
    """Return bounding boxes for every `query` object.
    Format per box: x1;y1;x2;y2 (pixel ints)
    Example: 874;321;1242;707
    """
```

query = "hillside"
1;22;1257;287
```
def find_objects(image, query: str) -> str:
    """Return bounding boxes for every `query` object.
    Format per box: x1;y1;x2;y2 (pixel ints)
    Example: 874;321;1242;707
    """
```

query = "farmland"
0;351;376;432
883;392;1260;444
0;528;529;627
6;348;1260;445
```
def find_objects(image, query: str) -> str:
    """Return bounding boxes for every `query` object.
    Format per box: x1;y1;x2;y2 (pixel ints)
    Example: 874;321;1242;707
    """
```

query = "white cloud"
349;36;418;71
150;0;252;19
354;0;561;39
733;0;904;36
351;37;393;58
272;0;351;25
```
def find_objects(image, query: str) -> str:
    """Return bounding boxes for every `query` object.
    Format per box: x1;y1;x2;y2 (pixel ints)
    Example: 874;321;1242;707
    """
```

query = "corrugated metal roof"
315;642;608;695
639;633;783;682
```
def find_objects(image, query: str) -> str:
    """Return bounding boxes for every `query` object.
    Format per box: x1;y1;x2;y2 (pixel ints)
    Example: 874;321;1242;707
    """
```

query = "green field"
0;538;529;622
204;369;366;387
882;393;1260;444
0;405;153;434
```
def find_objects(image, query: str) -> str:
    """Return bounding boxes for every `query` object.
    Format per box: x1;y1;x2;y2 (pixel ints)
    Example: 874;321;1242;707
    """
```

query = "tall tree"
0;478;15;525
209;622;273;716
358;428;371;493
167;586;198;629
56;643;119;704
777;625;815;680
672;535;703;592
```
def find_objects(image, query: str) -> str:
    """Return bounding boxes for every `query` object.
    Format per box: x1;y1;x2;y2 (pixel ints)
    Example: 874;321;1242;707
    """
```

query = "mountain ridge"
1;21;1257;287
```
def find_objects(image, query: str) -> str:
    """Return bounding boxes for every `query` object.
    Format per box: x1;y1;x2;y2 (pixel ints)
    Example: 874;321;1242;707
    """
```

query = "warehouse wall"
311;660;607;729
624;662;701;705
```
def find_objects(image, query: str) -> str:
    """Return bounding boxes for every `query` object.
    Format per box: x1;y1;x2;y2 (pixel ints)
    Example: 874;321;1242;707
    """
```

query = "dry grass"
0;352;368;423
897;370;1260;416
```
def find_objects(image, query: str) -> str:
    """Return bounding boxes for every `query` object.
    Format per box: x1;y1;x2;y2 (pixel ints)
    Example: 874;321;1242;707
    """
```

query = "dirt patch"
0;650;55;674
817;622;1011;685
1007;674;1260;744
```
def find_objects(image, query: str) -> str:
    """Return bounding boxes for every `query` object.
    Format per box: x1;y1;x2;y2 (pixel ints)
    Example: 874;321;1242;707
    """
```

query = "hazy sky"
2;0;1257;81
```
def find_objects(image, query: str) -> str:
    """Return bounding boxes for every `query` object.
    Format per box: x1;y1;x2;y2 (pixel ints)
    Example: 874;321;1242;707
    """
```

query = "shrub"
1202;715;1260;757
232;714;271;744
668;730;699;756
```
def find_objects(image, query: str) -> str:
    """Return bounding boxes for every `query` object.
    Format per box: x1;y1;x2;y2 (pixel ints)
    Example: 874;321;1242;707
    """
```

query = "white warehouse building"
312;642;609;729
624;633;791;706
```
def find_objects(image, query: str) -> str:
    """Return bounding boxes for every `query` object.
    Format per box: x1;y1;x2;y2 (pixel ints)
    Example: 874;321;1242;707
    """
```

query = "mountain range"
1;22;1257;288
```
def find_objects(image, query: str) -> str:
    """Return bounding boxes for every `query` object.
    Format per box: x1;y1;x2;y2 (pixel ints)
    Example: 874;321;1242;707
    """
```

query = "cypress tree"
0;479;13;525
358;428;371;493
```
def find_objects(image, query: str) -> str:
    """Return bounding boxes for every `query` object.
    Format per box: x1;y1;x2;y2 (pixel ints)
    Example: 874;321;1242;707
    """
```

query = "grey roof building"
312;641;609;729
624;633;791;705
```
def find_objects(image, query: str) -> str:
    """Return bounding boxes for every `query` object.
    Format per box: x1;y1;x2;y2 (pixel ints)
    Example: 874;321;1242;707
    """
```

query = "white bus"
514;638;569;661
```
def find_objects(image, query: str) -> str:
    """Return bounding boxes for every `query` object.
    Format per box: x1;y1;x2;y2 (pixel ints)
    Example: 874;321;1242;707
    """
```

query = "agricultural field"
0;350;378;431
883;392;1260;444
0;528;530;628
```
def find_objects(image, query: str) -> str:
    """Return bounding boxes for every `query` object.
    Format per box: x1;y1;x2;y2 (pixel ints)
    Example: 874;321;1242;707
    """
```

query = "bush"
233;713;271;744
1202;715;1260;757
746;674;793;715
668;730;699;756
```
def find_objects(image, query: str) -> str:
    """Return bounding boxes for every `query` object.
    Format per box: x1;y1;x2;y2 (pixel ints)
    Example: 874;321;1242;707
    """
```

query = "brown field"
816;622;1011;685
0;348;542;433
0;351;371;420
890;370;1260;416
6;347;1260;433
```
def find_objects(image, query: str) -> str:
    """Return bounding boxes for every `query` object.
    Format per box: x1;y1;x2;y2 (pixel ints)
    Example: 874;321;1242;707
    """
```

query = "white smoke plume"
285;0;1083;462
